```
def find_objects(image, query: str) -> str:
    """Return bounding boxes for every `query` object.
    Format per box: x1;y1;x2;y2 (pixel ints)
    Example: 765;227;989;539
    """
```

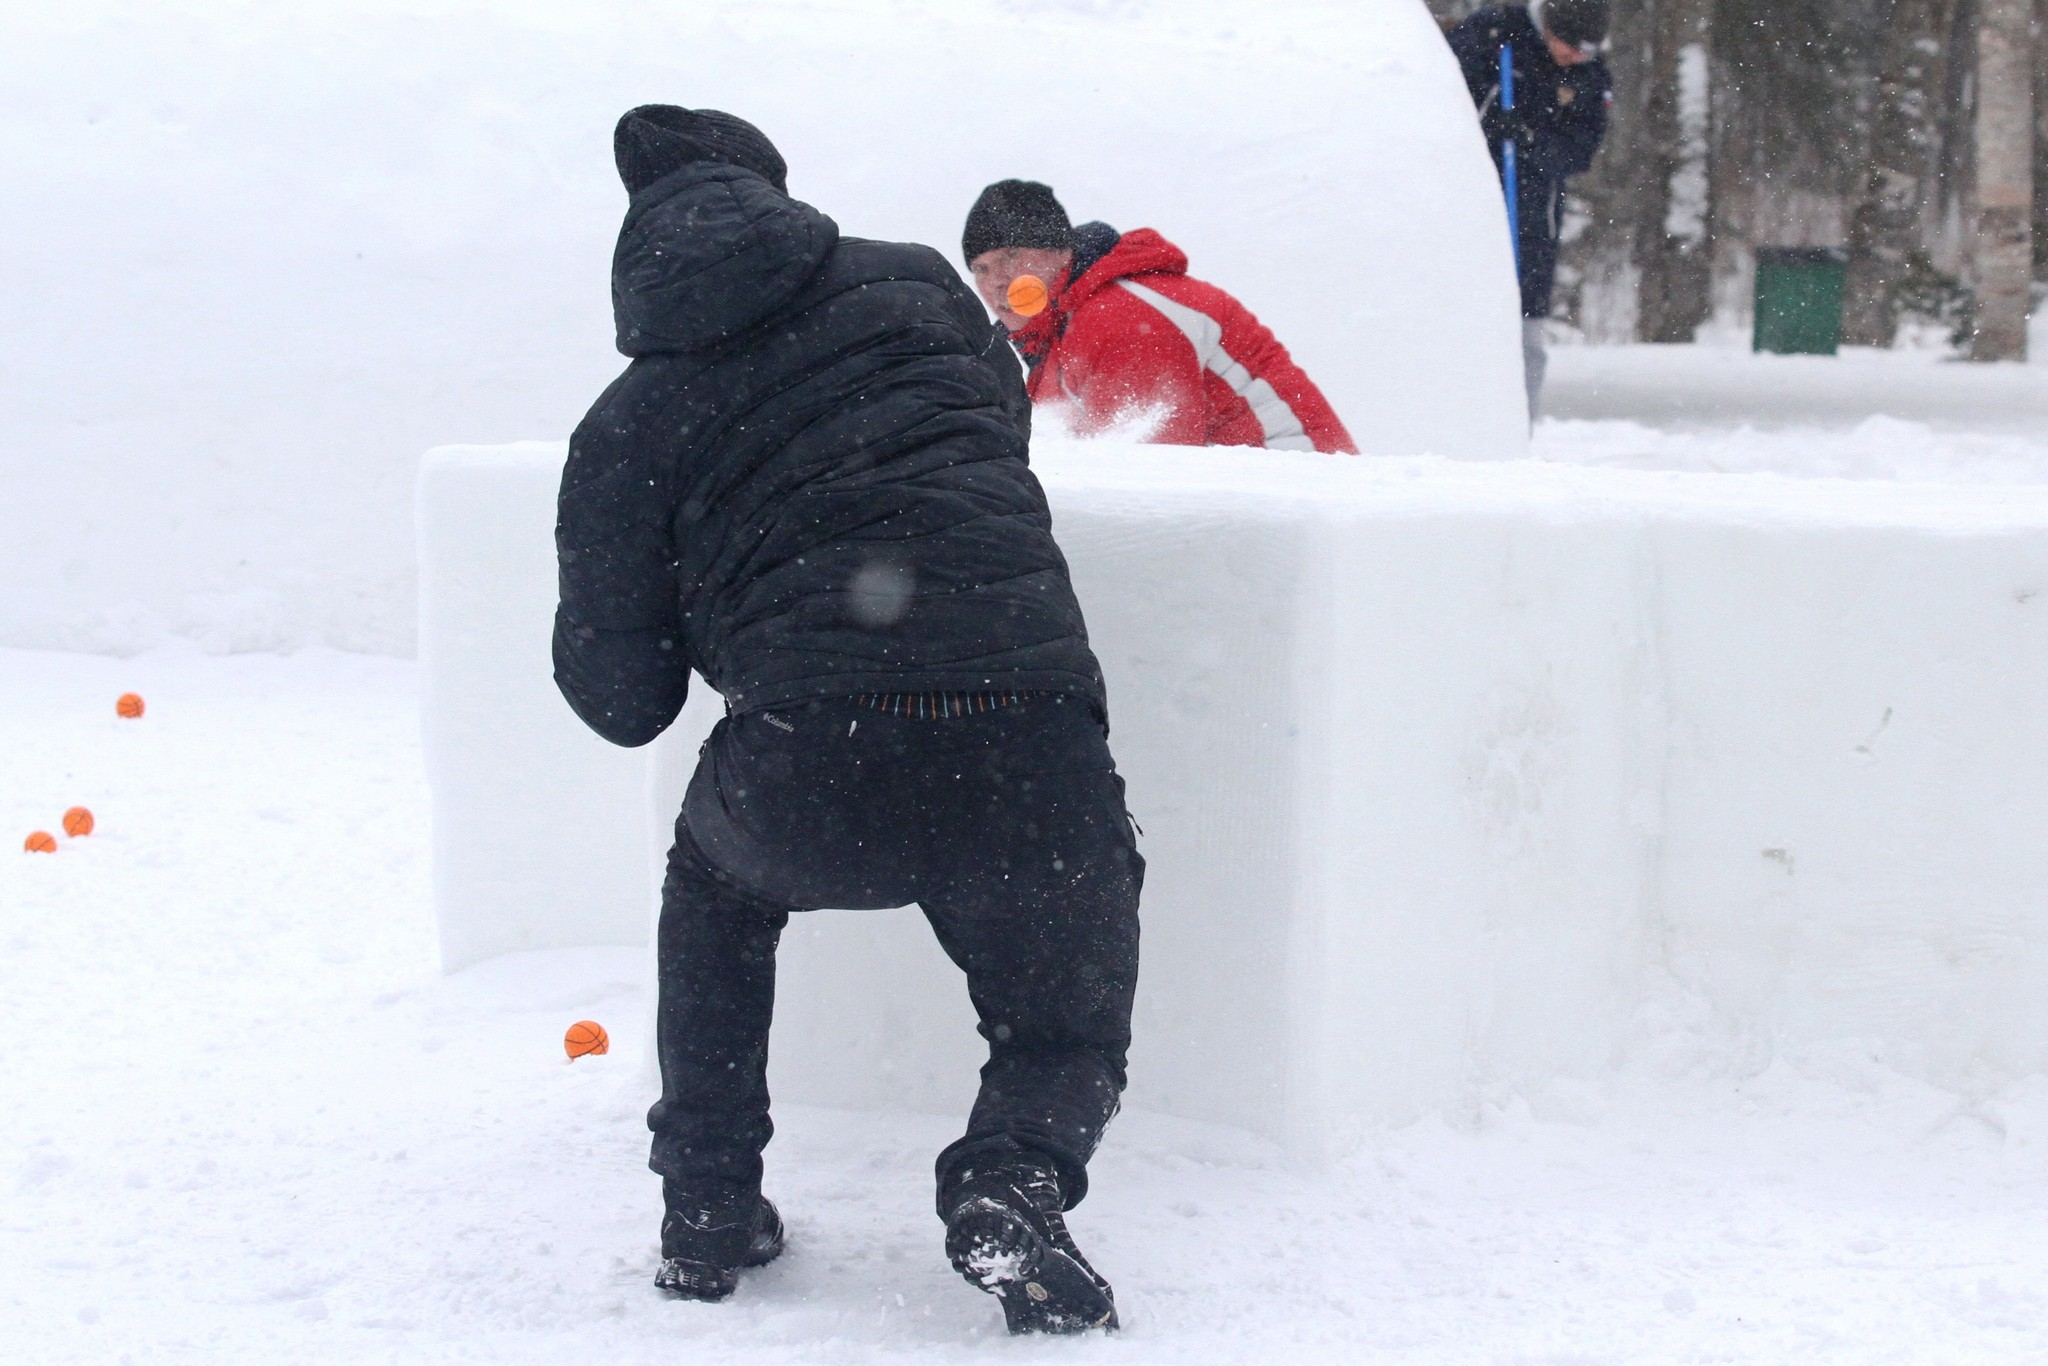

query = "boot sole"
945;1197;1118;1334
655;1209;784;1301
655;1257;737;1301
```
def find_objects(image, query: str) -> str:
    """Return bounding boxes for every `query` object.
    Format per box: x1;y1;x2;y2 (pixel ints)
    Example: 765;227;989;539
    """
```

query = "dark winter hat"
1540;0;1610;52
962;180;1073;264
613;105;788;195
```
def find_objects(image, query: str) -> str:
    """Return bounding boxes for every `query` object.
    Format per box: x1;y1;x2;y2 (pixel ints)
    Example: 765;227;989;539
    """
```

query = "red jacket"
1013;228;1356;454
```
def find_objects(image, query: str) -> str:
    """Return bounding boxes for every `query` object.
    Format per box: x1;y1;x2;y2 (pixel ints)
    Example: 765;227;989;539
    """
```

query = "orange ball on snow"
63;807;95;838
116;693;145;719
1006;274;1049;318
564;1020;609;1059
24;831;57;854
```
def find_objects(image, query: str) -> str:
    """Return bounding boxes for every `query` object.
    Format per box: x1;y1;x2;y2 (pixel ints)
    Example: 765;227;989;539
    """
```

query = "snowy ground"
8;632;2048;1363
10;0;2047;1355
1539;343;2048;483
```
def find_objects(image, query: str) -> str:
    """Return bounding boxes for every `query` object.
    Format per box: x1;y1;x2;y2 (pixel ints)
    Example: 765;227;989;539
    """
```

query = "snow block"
417;445;656;970
1029;451;1659;1153
420;441;2048;1156
1651;518;2048;1081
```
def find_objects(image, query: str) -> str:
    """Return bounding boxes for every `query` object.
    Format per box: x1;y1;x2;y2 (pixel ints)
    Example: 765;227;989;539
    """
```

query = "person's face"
970;246;1076;331
1545;29;1595;66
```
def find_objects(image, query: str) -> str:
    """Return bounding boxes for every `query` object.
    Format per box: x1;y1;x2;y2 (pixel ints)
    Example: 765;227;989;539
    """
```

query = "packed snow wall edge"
419;441;2048;1153
417;445;654;968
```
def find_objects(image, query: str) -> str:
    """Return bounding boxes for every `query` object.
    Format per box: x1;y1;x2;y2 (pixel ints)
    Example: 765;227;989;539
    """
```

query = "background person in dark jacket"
1446;0;1612;419
553;105;1142;1335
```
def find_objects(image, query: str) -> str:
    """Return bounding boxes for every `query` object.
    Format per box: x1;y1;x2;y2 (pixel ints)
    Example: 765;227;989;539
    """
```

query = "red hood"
1012;228;1187;361
1059;227;1188;308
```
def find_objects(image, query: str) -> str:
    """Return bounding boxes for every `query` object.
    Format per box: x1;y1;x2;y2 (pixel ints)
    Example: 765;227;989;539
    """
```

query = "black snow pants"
647;694;1143;1212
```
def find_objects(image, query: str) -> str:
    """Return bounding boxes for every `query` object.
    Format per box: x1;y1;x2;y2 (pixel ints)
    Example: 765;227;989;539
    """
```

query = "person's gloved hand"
1484;102;1533;152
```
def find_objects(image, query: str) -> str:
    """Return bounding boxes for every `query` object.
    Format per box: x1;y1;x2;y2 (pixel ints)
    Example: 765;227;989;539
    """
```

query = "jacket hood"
1010;227;1186;364
613;163;839;355
1060;227;1187;310
614;105;787;196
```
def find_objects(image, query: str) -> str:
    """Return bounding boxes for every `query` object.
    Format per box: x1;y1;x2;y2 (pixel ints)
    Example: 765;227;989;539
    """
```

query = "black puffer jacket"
554;162;1105;746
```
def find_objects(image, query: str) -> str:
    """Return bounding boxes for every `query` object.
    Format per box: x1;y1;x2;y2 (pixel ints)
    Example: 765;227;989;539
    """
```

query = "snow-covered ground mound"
0;0;1517;659
1540;344;2048;483
6;646;2047;1362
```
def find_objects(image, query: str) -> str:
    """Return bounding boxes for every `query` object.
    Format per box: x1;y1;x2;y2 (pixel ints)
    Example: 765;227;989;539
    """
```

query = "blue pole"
1499;44;1520;279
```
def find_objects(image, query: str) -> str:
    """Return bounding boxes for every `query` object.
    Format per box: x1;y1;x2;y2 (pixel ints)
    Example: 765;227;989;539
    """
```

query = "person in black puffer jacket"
554;106;1141;1336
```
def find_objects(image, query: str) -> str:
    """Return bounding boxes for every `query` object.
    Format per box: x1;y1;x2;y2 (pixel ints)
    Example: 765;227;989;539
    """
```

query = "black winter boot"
654;1186;785;1302
941;1160;1118;1334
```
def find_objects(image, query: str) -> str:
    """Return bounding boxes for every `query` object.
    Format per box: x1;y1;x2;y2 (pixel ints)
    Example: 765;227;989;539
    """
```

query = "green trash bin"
1753;247;1847;356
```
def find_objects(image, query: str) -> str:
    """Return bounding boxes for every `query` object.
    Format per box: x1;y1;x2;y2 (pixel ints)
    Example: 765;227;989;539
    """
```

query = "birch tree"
2034;0;2048;280
1842;0;1957;346
1971;0;2034;358
1635;0;1717;342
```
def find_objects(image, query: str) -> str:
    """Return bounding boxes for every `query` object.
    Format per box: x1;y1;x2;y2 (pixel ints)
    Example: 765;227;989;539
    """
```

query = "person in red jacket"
962;180;1357;454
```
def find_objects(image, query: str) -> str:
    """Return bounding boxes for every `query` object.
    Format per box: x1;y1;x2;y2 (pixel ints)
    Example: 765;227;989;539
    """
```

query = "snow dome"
0;0;1523;658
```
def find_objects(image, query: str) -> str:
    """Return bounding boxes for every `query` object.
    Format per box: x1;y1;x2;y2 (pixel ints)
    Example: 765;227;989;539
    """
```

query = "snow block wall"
417;447;653;968
420;442;2048;1156
1650;518;2048;1082
4;0;1518;658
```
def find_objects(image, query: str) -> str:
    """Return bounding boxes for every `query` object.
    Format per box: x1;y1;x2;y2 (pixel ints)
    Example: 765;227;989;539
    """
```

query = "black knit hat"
1541;0;1610;51
961;180;1073;264
613;105;788;195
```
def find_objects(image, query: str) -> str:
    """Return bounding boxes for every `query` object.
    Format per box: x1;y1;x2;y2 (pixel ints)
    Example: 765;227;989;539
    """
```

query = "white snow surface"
7;644;2048;1362
0;0;1520;659
1540;343;2048;481
11;4;2048;1357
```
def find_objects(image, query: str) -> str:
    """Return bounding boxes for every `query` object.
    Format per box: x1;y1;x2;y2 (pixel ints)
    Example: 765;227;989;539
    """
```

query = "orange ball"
564;1020;609;1060
116;693;145;719
1006;274;1049;318
24;831;57;854
63;807;95;838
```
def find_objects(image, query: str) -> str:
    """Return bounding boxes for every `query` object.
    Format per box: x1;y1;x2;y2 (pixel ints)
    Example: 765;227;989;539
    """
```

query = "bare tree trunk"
1937;0;1980;268
1972;0;2034;359
1843;0;1958;346
2032;0;2048;279
1554;0;1654;341
1635;0;1717;343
